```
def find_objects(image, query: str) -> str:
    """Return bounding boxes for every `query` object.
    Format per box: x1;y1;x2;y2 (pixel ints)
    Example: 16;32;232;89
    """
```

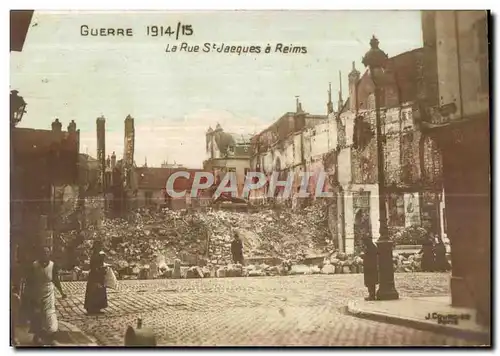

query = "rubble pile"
58;201;446;280
200;202;331;265
393;253;426;272
62;201;332;272
94;210;209;270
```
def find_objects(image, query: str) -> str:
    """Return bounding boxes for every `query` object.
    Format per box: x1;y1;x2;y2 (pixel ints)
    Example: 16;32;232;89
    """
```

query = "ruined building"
248;49;445;254
11;119;80;259
106;115;139;214
333;49;445;253
248;96;330;205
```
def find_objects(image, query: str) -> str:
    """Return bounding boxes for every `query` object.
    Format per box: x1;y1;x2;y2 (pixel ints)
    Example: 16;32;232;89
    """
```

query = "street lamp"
10;90;27;128
362;36;399;300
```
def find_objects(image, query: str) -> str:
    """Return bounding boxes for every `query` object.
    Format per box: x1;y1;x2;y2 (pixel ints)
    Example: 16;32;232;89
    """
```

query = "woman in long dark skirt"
84;248;108;315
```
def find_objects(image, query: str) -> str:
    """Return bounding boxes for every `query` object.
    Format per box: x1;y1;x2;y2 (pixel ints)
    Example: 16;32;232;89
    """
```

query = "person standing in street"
25;246;67;345
420;236;436;272
231;231;244;265
84;243;108;315
361;237;379;301
434;235;451;272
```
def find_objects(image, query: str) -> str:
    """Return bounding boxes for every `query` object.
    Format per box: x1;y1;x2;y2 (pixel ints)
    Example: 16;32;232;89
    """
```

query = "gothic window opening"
353;191;371;253
401;132;415;184
367;93;376;110
145;191;153;206
353;116;374;151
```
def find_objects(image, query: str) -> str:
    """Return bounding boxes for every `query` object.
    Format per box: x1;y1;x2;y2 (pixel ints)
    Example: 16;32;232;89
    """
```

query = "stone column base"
451;276;490;327
450;276;474;308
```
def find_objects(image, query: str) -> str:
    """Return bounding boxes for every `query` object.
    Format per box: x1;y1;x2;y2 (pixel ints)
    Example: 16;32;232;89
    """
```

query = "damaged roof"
135;167;207;191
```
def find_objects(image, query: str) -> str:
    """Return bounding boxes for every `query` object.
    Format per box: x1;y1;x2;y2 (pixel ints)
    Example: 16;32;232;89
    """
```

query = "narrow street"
57;273;479;346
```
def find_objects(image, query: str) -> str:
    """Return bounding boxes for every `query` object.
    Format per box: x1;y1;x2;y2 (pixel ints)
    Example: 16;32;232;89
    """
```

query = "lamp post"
362;36;399;300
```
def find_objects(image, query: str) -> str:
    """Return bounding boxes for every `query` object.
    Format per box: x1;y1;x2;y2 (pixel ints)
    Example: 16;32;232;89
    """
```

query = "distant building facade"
135;167;210;210
248;98;329;205
203;124;253;198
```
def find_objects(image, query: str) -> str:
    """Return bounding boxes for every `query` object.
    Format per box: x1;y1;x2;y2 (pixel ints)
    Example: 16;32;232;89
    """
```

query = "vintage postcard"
9;9;491;347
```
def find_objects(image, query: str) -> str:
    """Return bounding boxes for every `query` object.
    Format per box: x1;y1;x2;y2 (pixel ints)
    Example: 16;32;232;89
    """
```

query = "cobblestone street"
57;273;480;346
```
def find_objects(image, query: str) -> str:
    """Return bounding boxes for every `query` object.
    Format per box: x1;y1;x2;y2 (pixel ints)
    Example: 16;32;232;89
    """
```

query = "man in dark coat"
434;236;451;272
361;238;379;301
419;236;436;272
230;232;244;265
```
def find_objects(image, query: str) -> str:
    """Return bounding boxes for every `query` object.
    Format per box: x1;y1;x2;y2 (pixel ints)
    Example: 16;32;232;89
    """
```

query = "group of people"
15;240;111;345
361;234;451;300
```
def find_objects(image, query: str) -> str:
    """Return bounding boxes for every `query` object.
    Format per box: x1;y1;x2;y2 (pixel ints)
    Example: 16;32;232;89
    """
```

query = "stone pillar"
336;190;345;252
343;191;355;253
438;118;490;327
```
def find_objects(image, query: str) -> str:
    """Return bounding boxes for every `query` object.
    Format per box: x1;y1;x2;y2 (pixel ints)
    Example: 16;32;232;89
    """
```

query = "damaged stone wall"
53;185;104;231
339;104;442;187
335;100;445;251
250;117;339;202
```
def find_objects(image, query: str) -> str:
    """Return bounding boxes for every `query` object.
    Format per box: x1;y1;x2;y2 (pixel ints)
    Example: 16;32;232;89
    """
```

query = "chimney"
327;83;334;115
111;151;116;170
338;70;344;112
67;119;77;133
51;118;62;132
348;61;360;112
124;115;135;168
295;96;304;113
96;116;106;191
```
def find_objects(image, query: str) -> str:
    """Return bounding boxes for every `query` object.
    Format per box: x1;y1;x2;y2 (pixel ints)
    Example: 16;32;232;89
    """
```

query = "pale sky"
10;10;423;168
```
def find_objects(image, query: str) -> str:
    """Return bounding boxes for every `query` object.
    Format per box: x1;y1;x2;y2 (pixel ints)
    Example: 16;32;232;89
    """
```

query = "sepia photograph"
9;8;491;347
